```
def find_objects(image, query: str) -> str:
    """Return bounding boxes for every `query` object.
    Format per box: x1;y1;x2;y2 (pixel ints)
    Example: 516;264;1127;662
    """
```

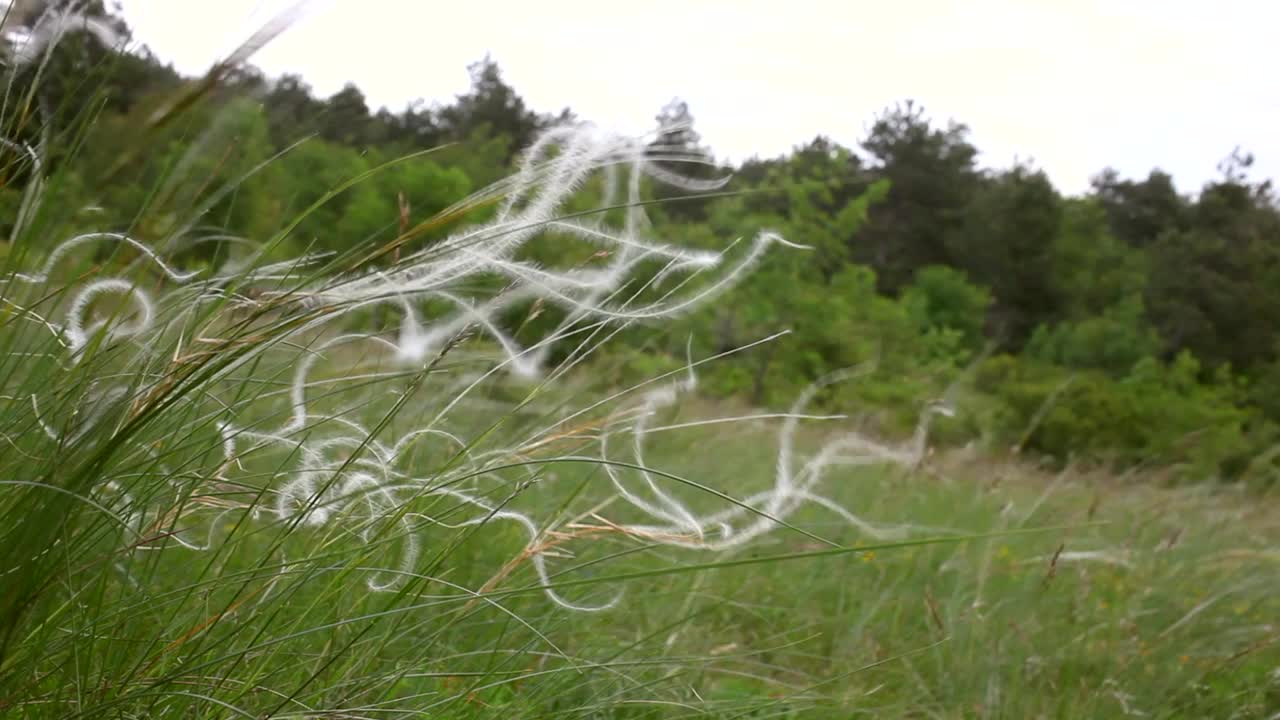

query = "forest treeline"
5;5;1280;486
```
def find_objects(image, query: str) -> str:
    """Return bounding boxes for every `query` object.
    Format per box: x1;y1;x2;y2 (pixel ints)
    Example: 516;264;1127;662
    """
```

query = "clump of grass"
0;14;977;716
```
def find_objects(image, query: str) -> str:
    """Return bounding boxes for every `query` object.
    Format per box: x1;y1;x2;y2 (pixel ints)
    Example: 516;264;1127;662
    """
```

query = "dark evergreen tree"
857;100;979;292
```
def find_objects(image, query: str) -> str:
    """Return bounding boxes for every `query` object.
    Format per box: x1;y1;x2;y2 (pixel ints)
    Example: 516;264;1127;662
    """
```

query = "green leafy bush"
902;265;991;354
1025;294;1161;375
974;352;1273;482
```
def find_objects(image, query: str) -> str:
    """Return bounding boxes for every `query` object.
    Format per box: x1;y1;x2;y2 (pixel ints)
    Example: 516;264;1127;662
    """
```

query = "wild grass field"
1;4;1279;718
3;360;1278;718
2;270;1278;719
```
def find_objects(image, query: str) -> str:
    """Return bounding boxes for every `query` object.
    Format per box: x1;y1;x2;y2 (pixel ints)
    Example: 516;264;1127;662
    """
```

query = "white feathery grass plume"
1;0;120;68
62;278;155;356
3;122;958;611
6;232;202;285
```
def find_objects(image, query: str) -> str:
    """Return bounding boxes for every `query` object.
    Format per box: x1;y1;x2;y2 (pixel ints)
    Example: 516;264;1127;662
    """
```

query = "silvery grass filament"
4;122;957;611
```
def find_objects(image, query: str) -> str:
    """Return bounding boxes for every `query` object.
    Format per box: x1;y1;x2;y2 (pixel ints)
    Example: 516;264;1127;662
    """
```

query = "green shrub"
1025;294;1161;375
975;352;1272;481
902;265;991;354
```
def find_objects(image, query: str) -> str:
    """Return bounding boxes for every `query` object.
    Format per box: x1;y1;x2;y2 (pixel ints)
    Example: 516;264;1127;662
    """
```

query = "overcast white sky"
117;0;1280;196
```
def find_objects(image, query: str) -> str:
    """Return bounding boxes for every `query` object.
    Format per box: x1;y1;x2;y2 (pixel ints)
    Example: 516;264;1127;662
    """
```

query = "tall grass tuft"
0;13;967;717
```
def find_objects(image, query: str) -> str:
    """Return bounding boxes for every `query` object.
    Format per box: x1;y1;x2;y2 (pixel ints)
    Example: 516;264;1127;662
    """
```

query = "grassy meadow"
0;7;1278;718
2;329;1277;718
